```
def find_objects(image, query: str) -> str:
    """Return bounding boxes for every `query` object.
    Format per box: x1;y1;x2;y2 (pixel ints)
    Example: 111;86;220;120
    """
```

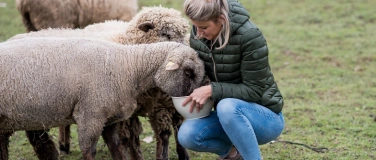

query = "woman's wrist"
205;85;213;100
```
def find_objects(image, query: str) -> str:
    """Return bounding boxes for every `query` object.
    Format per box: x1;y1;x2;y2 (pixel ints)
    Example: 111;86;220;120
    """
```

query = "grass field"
1;0;376;159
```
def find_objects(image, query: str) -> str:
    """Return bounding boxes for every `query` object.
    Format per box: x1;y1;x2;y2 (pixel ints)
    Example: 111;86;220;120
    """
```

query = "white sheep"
0;37;205;160
16;0;138;32
8;6;191;160
10;6;189;44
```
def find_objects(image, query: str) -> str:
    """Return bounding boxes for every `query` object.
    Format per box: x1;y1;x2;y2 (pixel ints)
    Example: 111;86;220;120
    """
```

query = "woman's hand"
182;85;212;113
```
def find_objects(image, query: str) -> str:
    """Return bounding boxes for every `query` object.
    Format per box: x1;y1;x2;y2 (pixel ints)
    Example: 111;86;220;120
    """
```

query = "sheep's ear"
138;22;155;32
165;61;180;70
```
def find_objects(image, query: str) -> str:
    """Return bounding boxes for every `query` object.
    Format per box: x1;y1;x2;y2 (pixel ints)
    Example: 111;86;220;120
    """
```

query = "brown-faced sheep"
16;0;138;32
9;6;191;160
0;37;205;160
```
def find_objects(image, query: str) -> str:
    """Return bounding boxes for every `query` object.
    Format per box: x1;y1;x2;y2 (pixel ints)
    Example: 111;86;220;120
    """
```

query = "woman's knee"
178;121;199;149
216;98;243;120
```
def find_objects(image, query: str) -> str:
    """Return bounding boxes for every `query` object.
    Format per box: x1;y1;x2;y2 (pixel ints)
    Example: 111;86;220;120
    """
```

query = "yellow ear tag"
165;61;180;70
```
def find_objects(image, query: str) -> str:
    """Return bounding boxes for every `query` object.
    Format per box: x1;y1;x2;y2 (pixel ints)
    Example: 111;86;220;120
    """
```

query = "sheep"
10;6;189;44
0;37;205;160
16;0;138;32
9;6;191;160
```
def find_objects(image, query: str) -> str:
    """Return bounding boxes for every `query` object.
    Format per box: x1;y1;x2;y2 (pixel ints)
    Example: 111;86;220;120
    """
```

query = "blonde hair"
184;0;230;49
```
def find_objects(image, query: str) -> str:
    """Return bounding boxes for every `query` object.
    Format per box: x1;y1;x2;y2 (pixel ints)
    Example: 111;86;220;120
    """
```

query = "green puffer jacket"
189;0;283;113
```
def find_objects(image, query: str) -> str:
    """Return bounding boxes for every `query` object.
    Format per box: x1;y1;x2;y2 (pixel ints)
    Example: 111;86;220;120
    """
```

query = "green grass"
1;0;376;159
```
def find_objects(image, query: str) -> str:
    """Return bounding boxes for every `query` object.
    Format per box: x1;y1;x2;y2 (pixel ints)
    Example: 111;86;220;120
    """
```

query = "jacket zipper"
196;39;219;82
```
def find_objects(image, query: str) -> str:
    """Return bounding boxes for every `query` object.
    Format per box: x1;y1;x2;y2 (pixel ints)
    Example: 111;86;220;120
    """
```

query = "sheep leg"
121;116;144;160
149;115;171;160
101;123;127;160
75;115;106;160
25;130;59;160
0;131;12;160
159;130;171;160
148;103;172;160
77;126;101;160
172;114;190;160
58;125;71;155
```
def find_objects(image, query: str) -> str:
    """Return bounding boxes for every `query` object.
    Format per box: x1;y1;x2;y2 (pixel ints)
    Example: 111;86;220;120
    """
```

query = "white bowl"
171;96;214;120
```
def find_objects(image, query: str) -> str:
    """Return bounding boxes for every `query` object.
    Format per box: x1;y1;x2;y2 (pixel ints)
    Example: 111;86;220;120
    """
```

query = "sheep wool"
83;20;129;32
9;27;121;43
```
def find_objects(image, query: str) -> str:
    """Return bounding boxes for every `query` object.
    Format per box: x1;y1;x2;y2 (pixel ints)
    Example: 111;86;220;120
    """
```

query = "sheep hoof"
59;145;70;155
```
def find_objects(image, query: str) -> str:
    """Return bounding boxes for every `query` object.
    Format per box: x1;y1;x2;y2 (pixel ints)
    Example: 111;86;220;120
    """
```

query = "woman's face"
191;18;222;40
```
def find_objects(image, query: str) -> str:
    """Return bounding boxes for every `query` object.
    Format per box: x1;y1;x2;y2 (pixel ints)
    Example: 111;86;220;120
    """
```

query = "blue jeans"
178;98;285;160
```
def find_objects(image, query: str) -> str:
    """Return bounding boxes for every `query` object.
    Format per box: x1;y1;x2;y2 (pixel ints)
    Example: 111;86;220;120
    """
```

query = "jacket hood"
227;0;250;34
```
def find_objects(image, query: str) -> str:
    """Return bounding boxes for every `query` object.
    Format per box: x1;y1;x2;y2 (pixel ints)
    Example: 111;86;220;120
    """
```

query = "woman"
177;0;285;159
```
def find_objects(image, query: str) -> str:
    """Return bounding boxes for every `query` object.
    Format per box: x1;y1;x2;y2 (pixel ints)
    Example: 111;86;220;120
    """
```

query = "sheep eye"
184;68;195;79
